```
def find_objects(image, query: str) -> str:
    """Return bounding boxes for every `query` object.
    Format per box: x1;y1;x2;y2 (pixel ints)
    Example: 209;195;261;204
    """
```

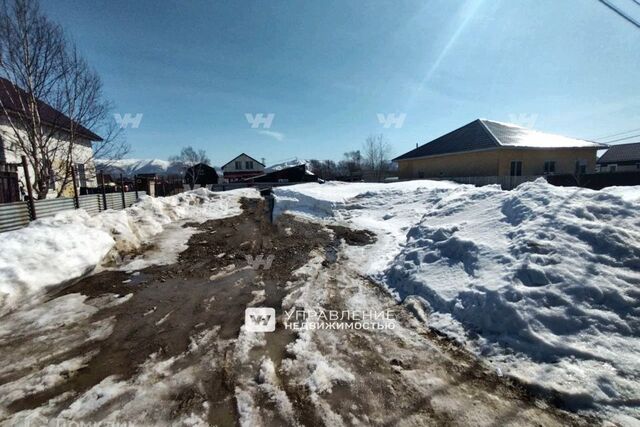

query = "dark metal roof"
597;142;640;164
0;77;103;141
394;119;606;161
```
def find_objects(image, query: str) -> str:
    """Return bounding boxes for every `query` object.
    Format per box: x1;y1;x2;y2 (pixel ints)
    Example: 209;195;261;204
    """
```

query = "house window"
48;163;56;190
543;161;556;174
0;135;5;163
235;161;242;170
636;163;640;170
609;164;617;173
510;161;522;177
575;160;587;175
245;161;253;169
76;163;87;187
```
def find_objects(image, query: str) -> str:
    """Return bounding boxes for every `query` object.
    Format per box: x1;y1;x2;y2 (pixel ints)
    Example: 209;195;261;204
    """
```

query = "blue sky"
41;0;640;166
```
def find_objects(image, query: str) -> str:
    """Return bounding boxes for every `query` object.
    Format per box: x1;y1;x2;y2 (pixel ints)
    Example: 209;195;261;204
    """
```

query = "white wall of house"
222;154;264;173
0;118;98;198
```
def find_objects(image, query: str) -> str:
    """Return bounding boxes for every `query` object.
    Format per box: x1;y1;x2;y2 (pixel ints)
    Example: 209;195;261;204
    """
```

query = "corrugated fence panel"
1;191;146;233
0;201;30;232
78;194;101;215
124;192;137;207
33;197;76;219
105;193;124;210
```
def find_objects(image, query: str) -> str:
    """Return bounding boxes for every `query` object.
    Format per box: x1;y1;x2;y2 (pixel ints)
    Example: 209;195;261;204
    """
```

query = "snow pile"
0;188;259;316
273;180;458;220
273;180;640;418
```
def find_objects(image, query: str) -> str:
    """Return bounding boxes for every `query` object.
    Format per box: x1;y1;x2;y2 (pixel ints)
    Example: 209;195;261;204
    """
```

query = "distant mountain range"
94;159;184;176
96;158;310;177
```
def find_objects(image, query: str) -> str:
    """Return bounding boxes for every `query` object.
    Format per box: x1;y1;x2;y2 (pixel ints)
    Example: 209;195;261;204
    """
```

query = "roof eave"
394;144;605;162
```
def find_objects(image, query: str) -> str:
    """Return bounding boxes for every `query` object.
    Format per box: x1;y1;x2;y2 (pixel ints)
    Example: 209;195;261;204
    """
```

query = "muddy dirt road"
0;197;593;426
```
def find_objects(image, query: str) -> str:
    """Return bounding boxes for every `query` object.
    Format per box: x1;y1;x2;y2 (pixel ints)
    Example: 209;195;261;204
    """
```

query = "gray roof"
394;119;606;161
597;142;640;164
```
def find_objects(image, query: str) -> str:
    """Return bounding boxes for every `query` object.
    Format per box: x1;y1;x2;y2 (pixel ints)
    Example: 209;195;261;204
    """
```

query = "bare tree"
363;134;392;182
54;45;127;196
169;146;211;189
0;0;128;198
340;150;362;179
307;159;339;180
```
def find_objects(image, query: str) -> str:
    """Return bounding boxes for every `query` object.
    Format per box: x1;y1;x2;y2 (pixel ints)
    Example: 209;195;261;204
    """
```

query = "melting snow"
273;179;640;419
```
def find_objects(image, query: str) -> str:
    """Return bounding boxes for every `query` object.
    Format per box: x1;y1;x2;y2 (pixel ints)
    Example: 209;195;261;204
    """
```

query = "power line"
597;0;640;28
594;126;640;140
598;133;640;143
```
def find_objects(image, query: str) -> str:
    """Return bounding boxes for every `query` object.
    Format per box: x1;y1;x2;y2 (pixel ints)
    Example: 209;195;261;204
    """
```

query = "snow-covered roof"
265;158;308;172
480;119;606;149
394;119;607;161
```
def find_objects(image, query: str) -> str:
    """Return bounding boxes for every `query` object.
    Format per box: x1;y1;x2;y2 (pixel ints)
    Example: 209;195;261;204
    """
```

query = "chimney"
261;157;266;166
416;143;418;148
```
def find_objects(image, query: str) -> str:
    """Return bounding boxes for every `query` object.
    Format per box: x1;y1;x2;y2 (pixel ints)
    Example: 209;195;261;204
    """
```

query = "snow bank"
273;180;460;219
273;180;640;419
0;188;259;316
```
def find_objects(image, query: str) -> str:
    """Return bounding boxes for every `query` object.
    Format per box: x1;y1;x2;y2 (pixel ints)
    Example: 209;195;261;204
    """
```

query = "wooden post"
21;155;36;220
70;166;79;209
100;171;107;210
134;174;139;199
120;173;126;208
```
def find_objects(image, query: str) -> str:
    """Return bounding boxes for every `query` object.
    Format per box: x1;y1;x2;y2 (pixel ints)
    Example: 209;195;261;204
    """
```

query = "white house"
597;142;640;173
0;77;102;202
221;153;265;182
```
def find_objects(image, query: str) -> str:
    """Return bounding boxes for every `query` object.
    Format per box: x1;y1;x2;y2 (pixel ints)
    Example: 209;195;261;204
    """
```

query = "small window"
76;163;87;187
609;164;617;173
245;161;253;169
48;164;56;190
235;161;242;170
636;163;640;170
510;161;522;177
575;160;587;175
544;161;556;174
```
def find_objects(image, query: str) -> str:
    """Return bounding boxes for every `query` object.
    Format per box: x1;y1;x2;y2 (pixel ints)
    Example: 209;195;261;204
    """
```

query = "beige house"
394;119;607;187
221;153;265;182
